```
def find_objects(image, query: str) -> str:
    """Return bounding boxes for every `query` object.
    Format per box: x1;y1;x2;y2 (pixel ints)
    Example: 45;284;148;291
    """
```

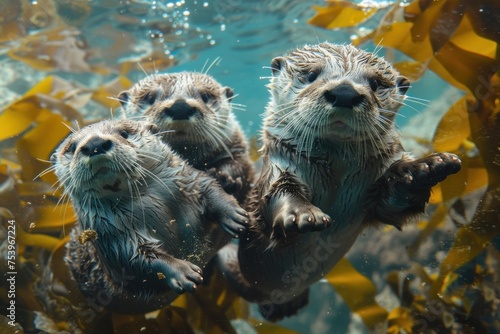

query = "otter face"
118;72;234;146
51;120;165;199
267;43;409;143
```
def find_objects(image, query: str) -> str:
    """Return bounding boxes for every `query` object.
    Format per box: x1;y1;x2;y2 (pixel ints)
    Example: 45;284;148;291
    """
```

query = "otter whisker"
404;95;430;103
138;165;174;197
136;62;150;78
400;98;429;109
271;104;302;130
137;153;162;164
132;184;146;228
201;56;221;74
204;124;234;160
126;114;149;121
231;106;247;112
34;165;57;180
128;160;149;186
231;102;246;108
396;101;421;114
108;96;130;105
154;130;175;137
373;112;394;128
61;122;78;134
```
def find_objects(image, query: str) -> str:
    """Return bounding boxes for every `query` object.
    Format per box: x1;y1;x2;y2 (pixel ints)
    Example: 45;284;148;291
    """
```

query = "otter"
118;72;254;204
51;119;248;314
218;43;462;321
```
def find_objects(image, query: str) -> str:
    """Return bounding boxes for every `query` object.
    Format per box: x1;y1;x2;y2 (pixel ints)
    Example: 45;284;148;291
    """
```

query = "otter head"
51;120;165;200
266;43;409;145
118;72;235;147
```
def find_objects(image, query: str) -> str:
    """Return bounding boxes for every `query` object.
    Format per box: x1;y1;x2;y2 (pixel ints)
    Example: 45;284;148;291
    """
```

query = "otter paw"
391;153;462;190
219;205;249;239
274;201;332;234
156;259;203;294
209;168;243;194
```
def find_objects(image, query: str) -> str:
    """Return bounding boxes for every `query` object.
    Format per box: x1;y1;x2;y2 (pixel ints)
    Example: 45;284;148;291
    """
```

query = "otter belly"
239;220;362;298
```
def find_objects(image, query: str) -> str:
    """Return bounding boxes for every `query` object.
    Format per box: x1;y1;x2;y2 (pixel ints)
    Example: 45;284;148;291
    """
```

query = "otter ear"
223;87;234;101
270;57;287;76
117;91;130;106
145;122;159;134
396;76;410;95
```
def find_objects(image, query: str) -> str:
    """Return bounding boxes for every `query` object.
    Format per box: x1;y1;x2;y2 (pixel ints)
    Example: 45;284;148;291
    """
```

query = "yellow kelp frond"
309;1;381;29
326;257;388;329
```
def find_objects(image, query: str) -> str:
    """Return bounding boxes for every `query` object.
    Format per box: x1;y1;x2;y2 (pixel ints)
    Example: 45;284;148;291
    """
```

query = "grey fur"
52;119;248;313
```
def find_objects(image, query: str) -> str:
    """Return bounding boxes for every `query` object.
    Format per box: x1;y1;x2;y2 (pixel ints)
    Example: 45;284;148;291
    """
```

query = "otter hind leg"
368;152;462;229
148;253;204;294
216;243;309;322
216;243;267;302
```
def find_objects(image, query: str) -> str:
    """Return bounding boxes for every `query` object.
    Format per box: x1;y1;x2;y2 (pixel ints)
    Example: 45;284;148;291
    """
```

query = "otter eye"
68;142;76;154
120;130;129;139
140;92;156;105
307;71;318;83
200;92;213;103
369;78;379;91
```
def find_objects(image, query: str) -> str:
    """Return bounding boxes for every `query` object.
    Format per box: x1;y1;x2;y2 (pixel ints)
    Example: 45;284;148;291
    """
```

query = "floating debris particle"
78;229;97;244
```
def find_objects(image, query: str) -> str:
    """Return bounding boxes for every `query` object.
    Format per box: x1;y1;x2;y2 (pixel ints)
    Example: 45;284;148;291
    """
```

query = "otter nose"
81;137;113;157
324;84;364;108
163;100;198;120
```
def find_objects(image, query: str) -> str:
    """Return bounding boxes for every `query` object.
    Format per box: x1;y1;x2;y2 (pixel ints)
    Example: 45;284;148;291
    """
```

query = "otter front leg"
204;186;249;238
263;170;332;240
367;152;462;229
207;159;245;195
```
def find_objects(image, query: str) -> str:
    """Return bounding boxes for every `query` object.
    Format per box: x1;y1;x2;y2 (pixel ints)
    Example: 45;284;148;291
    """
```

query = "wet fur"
219;43;462;321
52;119;248;313
118;72;254;204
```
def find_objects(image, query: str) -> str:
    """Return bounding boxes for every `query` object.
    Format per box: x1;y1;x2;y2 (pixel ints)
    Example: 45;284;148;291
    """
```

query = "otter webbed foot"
270;194;332;238
368;152;461;229
153;258;203;294
396;153;462;190
386;153;461;204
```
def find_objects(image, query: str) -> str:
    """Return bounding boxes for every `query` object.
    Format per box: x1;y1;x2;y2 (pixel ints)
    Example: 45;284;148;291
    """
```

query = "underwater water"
1;0;499;333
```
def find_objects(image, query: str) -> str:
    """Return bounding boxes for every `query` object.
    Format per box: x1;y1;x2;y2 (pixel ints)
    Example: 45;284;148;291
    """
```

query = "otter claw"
275;203;332;235
391;152;462;191
156;259;203;294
